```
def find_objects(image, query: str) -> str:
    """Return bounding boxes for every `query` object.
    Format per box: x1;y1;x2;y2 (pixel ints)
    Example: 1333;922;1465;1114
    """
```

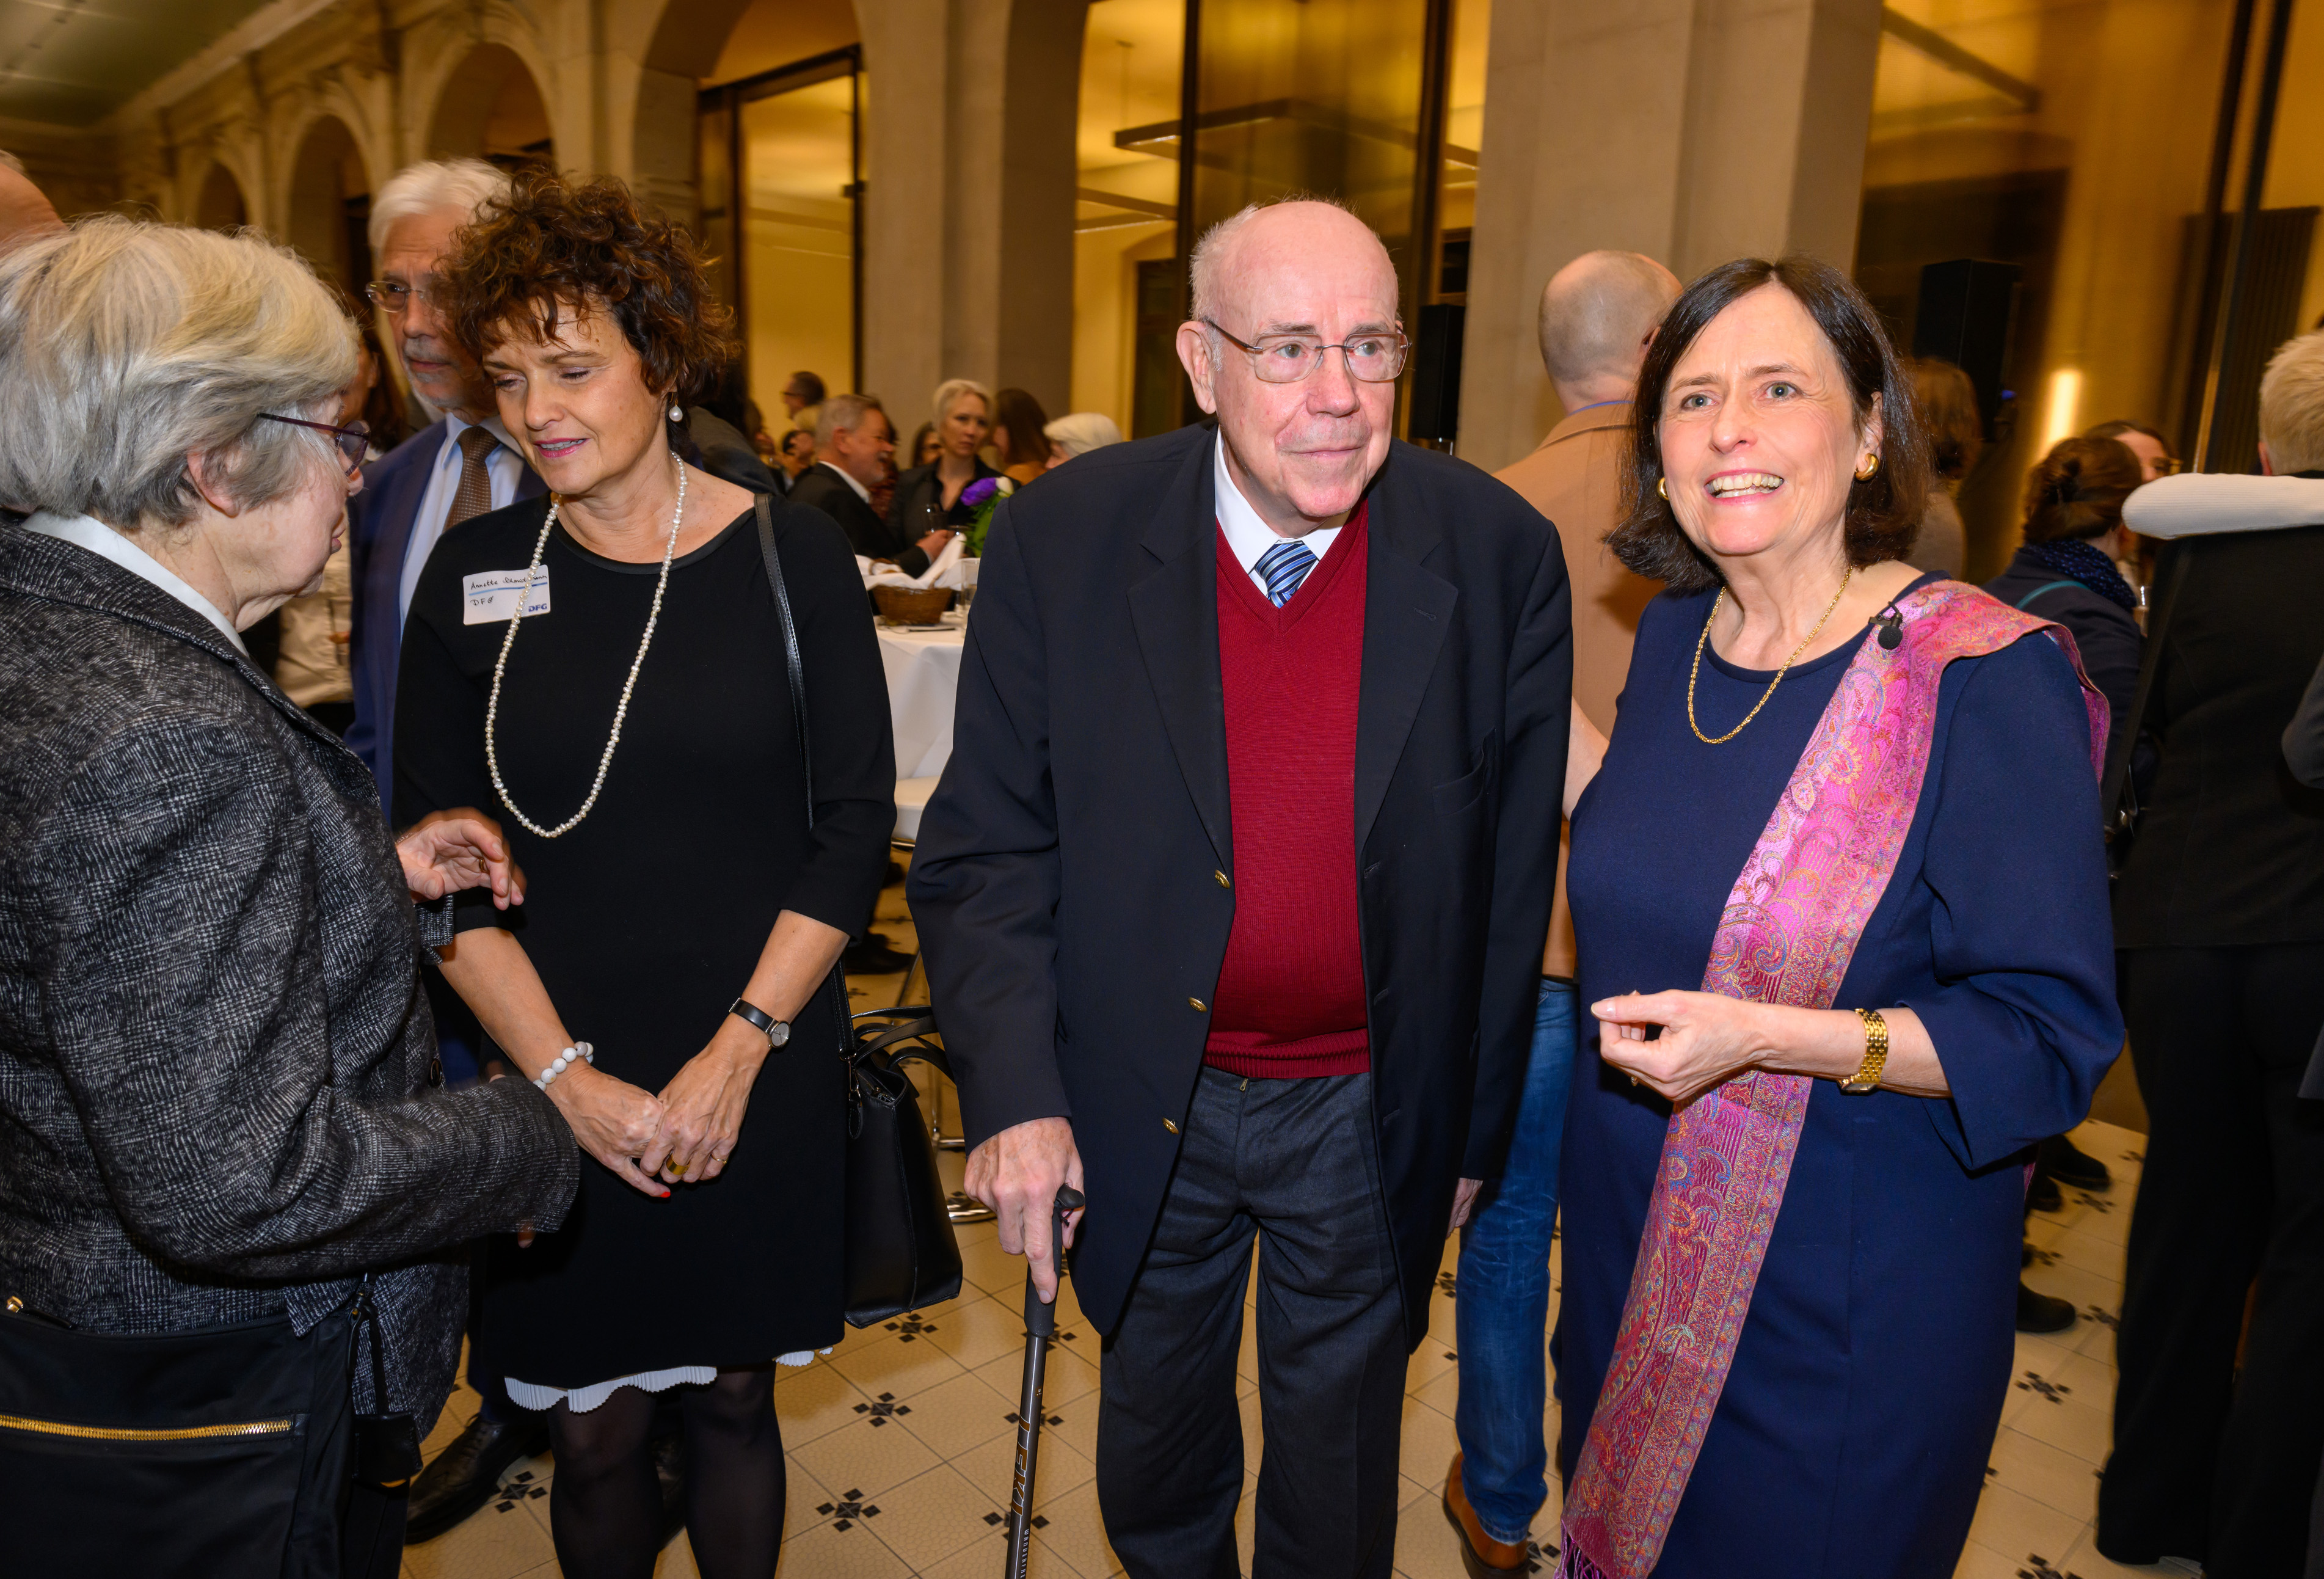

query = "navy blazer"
346;421;544;822
906;426;1572;1347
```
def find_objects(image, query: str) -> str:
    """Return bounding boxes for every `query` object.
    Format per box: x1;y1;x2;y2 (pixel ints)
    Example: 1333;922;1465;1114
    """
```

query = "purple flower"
961;476;1002;509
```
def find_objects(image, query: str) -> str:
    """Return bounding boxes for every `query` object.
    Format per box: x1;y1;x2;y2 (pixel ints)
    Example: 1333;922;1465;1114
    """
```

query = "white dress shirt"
24;510;248;654
398;412;523;626
1214;434;1340;596
817;458;873;505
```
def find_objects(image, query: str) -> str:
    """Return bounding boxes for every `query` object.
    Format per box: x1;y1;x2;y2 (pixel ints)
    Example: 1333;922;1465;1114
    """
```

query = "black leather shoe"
654;1425;687;1545
406;1411;550;1544
2017;1281;2077;1334
2039;1134;2111;1191
2026;1170;2063;1214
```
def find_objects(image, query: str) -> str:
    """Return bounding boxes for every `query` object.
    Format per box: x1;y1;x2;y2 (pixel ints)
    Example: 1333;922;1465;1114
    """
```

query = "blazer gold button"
1189;997;1207;1012
1214;870;1231;888
1164;1118;1181;1134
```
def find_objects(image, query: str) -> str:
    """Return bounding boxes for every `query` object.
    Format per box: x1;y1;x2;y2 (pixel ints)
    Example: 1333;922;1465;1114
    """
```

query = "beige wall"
1457;0;1884;474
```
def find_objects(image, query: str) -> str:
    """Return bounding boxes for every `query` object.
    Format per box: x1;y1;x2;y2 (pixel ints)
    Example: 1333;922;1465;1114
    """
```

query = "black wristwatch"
728;997;791;1049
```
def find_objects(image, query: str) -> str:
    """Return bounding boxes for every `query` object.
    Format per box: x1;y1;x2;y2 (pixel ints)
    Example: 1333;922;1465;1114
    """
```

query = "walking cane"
1004;1184;1084;1578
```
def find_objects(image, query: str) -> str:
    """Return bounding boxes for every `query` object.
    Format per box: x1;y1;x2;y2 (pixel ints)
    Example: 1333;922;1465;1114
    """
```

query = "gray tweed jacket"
0;528;579;1429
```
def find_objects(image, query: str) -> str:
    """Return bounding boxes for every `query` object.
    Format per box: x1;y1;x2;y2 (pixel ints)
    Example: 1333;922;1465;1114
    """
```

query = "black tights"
547;1367;785;1579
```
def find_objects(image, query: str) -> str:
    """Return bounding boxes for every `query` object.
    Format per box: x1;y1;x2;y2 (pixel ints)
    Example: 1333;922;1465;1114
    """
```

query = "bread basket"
873;585;955;625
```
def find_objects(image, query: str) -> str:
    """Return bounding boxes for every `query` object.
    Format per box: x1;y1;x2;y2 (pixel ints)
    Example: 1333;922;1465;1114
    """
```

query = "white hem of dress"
505;1349;831;1415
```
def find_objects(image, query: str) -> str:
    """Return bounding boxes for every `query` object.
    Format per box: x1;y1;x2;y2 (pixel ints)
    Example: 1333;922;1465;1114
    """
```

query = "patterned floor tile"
855;1463;997;1573
774;1357;876;1445
951;1419;1099;1506
401;1476;559;1579
896;1368;1019;1460
1397;1393;1460;1495
831;1329;973;1405
1948;1539;2027;1579
1967;1482;2088;1566
1410;1363;1462;1421
790;1414;944;1504
1392;1492;1487;1579
1026;1476;1125;1578
775;1511;917;1577
972;1339;1101;1415
1406;1339;1459;1396
920;1292;1032;1372
2011;1391;2116;1466
1988;1425;2105;1520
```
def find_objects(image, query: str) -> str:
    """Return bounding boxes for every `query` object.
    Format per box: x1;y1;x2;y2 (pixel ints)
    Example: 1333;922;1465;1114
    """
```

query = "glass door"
702;47;863;410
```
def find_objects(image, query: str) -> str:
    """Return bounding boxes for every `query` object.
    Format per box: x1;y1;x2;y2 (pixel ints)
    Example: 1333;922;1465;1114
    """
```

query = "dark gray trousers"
1097;1067;1407;1579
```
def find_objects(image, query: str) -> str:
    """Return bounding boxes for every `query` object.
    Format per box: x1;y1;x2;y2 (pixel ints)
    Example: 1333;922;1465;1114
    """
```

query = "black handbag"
0;1289;362;1578
752;495;964;1329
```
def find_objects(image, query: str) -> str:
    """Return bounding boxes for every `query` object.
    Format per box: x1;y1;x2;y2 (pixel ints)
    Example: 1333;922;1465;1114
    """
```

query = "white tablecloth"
879;619;966;780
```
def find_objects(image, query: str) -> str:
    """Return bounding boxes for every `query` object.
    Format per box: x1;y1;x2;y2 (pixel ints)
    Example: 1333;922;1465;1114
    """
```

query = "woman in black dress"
396;172;893;1579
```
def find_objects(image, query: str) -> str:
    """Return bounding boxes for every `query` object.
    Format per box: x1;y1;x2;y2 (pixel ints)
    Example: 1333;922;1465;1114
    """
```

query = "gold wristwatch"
1840;1008;1889;1093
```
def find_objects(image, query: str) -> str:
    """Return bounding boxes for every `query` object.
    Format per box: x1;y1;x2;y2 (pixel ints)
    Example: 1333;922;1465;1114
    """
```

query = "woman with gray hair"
0;217;577;1578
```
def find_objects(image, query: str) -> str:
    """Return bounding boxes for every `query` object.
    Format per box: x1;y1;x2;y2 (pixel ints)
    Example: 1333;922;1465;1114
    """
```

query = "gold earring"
1656;476;1669;500
1854;453;1880;481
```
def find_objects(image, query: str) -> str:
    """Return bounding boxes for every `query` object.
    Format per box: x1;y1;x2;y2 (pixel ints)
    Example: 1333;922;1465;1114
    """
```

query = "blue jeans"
1454;977;1577;1545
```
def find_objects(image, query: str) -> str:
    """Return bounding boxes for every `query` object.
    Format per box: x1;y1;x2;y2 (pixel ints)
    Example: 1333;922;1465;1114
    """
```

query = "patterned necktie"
445;426;500;530
1255;538;1319;607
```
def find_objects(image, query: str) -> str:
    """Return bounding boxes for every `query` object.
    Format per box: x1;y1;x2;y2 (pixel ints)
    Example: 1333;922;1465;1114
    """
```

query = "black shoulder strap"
2100;537;2190;834
756;492;813;832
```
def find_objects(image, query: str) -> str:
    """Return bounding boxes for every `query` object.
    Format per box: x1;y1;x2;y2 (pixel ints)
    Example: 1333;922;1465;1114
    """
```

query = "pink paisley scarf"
1556;582;2107;1579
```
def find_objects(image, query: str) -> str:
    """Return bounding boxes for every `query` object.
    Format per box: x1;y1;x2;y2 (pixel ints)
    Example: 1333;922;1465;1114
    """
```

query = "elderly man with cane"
909;197;1570;1577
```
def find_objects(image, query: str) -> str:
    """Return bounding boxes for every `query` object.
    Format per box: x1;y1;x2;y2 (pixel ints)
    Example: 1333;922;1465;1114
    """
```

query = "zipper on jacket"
0;1413;296;1442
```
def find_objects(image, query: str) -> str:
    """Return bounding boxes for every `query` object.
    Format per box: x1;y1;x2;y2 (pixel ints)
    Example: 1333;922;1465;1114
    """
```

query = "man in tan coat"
1444;249;1678;1574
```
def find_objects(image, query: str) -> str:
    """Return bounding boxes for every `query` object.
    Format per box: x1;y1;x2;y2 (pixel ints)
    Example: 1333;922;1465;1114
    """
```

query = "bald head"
1538;249;1681;412
1179;199;1401;536
0;156;62;252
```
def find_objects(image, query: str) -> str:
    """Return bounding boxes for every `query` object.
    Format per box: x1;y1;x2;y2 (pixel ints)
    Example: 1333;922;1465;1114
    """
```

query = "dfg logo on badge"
461;567;552;624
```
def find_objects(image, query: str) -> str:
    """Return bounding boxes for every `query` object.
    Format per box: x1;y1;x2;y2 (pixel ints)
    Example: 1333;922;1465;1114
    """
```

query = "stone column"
1457;0;1882;473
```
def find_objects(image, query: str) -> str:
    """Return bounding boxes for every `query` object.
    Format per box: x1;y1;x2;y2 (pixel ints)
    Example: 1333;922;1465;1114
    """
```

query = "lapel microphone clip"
1874;599;1906;650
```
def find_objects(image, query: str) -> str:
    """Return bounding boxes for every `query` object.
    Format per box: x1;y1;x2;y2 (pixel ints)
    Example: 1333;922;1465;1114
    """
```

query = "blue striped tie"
1255;538;1319;607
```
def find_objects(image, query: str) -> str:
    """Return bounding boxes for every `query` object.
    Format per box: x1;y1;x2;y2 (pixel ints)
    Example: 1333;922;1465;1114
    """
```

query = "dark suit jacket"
2114;523;2324;947
346;420;546;821
0;529;576;1428
906;426;1572;1347
789;464;895;566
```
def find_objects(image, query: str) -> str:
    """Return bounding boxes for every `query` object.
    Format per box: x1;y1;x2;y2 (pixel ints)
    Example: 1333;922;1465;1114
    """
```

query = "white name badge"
462;566;552;624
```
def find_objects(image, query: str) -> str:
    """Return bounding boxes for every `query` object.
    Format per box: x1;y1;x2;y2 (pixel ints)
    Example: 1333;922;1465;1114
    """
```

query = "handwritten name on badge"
462;567;552;625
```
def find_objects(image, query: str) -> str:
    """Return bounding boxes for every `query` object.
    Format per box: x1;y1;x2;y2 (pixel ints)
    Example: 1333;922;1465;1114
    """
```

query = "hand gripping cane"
1004;1185;1084;1578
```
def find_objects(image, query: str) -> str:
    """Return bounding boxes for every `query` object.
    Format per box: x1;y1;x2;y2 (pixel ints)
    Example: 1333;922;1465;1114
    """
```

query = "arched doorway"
428;44;555;170
195;161;249;231
285;117;373;299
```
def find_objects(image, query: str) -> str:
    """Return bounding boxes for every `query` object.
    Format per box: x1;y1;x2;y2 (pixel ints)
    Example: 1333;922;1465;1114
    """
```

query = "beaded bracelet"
533;1042;595;1091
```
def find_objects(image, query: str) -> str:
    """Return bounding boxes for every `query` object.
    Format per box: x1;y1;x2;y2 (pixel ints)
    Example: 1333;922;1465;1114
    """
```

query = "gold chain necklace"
1686;566;1852;745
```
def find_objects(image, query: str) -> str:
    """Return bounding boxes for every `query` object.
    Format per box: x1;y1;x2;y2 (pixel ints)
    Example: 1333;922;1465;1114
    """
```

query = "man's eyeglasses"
1204;319;1410;384
363;279;439;313
258;414;370;477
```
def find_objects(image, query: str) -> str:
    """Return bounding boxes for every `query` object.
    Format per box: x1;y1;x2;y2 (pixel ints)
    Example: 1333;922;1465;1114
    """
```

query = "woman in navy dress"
1555;258;2122;1578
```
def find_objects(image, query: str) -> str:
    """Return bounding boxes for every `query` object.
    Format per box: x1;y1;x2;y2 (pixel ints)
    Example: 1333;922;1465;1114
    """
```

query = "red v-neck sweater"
1203;505;1371;1079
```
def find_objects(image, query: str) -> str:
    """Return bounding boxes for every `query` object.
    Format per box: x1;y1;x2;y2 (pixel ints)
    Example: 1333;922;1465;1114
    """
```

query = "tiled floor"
404;877;2190;1578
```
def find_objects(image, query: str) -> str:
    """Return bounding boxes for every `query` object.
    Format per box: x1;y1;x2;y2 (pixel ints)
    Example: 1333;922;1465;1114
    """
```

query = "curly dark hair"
1608;255;1929;593
2021;435;2141;544
440;170;735;403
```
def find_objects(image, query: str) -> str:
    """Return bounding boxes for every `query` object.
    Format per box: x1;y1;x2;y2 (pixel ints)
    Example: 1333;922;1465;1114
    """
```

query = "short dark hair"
441;169;736;403
1608;255;1929;593
786;370;826;404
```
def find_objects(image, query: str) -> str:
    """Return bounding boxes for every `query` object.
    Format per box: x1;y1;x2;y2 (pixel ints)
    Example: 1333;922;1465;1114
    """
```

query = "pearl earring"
669;404;683;423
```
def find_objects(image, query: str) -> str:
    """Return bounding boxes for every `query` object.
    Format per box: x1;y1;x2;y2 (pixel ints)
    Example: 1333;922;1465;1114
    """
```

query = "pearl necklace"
486;457;687;839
